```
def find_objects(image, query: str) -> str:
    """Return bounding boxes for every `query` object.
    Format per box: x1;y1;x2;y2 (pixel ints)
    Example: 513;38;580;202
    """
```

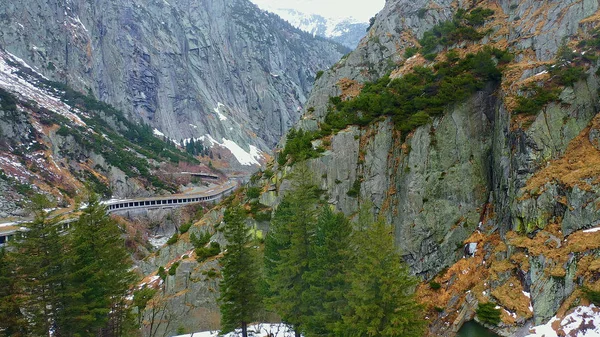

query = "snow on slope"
268;7;360;37
251;6;368;48
0;49;86;127
526;304;600;337
174;323;297;337
249;0;383;22
202;134;264;166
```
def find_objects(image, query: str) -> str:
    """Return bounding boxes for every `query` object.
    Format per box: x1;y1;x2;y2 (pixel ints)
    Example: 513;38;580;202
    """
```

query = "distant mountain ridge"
259;7;369;49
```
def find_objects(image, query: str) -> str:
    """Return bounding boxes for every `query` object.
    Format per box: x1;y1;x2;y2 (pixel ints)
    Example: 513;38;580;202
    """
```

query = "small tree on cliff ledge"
339;208;426;337
219;202;262;337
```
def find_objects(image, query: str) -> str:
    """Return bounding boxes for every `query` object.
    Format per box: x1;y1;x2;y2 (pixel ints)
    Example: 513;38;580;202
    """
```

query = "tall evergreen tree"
302;207;352;337
218;202;262;337
264;167;320;337
64;195;135;336
340;211;426;337
0;247;26;336
11;195;67;336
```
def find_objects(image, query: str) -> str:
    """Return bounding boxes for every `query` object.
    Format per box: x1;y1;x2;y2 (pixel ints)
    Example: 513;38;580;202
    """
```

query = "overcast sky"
250;0;386;22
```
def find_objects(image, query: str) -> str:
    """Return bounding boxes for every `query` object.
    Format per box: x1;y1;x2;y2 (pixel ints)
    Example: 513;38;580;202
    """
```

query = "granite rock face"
0;0;347;166
134;0;600;335
277;0;600;334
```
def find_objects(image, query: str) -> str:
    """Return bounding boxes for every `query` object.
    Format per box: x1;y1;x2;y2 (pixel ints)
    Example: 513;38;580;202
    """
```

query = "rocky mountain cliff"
0;0;347;170
141;0;600;336
289;0;600;335
0;49;204;217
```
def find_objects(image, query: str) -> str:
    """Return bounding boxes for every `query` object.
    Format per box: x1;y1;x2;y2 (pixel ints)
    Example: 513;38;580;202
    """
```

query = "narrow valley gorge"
3;0;600;337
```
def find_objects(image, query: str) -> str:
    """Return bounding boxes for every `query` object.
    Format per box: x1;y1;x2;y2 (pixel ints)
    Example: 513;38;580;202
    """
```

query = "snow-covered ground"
214;102;228;121
583;226;600;233
202;134;263;166
0;50;86;127
526;304;600;337
249;0;383;22
174;323;298;337
264;7;362;38
0;221;21;228
149;236;170;249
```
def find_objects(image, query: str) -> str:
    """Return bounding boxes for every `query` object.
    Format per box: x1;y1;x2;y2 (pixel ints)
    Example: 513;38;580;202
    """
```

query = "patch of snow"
72;16;88;33
138;275;162;289
204;134;219;146
189;124;198;129
180;137;206;146
0;221;21;228
0;154;35;183
214;102;227;121
583;227;600;233
0;51;85;126
153;128;165;137
526;304;600;337
221;139;263;166
199;134;263;166
504;309;517;319
6;51;49;80
174;323;298;337
149;236;169;249
466;242;477;256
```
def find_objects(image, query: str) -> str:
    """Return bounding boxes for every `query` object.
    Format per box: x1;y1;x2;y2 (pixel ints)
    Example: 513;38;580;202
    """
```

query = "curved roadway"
105;179;238;213
0;180;239;244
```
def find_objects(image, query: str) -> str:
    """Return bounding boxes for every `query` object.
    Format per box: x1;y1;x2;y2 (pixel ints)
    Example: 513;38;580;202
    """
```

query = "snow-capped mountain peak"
257;6;369;49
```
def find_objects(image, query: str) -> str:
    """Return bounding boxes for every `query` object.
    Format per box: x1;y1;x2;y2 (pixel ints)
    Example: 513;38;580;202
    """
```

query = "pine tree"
218;202;262;337
11;195;68;336
186;138;194;155
264;167;320;336
64;194;135;336
340;211;425;337
302;207;352;337
0;248;26;336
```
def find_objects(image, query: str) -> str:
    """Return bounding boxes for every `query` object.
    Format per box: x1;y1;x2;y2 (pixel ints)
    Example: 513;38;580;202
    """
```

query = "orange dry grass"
506;223;600;278
417;233;502;311
337;78;363;100
510;251;531;272
491;276;534;320
419;224;600;326
417;221;600;327
524;114;600;194
581;11;600;25
565;228;600;253
390;54;427;78
417;253;487;311
394;31;419;56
